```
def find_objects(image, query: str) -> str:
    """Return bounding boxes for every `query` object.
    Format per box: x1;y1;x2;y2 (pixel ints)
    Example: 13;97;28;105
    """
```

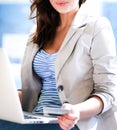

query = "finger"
58;116;76;130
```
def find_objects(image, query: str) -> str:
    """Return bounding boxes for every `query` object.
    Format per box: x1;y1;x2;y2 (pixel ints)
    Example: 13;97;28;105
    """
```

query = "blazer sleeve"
90;17;117;113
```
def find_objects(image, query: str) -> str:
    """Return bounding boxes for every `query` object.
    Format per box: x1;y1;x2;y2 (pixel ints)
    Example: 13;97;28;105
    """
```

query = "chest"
44;26;70;54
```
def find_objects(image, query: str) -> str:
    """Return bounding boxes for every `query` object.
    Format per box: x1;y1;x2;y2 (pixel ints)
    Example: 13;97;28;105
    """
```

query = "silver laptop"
0;48;58;124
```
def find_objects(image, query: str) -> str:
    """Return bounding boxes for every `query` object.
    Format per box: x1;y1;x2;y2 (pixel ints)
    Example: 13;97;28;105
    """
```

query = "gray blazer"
21;5;117;130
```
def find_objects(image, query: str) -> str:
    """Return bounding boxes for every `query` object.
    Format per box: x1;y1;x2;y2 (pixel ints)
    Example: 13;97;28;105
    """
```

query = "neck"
59;9;79;30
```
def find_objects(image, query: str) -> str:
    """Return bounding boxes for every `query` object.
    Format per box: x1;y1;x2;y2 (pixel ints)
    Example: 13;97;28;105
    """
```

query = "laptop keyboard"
23;111;58;124
24;112;43;119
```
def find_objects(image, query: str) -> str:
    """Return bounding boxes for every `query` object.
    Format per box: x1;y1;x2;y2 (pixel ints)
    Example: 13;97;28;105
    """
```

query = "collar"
71;3;94;28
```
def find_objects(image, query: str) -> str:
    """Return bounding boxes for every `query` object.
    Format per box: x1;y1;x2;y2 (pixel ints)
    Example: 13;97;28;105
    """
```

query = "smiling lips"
56;1;69;6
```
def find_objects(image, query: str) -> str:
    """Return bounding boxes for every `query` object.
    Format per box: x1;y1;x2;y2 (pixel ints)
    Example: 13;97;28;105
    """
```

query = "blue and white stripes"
32;49;62;113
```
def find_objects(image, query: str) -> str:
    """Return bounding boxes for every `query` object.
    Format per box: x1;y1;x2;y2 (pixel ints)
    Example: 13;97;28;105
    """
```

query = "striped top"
32;49;62;114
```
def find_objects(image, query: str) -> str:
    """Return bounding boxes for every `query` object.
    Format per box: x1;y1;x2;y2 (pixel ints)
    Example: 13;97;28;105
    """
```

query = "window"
102;0;117;51
0;0;33;89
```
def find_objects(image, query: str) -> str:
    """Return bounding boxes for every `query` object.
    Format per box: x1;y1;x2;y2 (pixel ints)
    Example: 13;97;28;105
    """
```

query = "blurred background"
0;0;117;89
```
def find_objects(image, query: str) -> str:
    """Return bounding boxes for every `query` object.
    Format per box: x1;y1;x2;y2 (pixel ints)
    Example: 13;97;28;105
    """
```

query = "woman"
20;0;117;130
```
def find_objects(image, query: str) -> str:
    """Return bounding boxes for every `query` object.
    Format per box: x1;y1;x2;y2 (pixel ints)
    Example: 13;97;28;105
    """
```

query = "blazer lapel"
55;27;85;80
55;4;89;80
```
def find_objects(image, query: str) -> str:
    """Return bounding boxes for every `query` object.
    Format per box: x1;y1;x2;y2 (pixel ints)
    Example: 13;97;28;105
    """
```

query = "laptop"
0;48;59;124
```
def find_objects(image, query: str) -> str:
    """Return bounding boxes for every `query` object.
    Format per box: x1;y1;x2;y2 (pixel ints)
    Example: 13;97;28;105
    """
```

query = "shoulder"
26;24;37;46
85;16;113;36
87;16;112;30
30;24;37;34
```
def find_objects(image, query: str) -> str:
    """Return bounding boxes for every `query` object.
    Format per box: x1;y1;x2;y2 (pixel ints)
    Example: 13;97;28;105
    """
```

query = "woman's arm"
58;96;103;130
74;96;104;119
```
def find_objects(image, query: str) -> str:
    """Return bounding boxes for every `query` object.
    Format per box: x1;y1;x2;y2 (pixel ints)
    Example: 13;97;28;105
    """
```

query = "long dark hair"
30;0;86;48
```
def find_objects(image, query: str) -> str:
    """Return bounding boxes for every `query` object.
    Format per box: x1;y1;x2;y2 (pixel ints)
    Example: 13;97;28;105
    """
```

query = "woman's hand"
58;103;80;130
